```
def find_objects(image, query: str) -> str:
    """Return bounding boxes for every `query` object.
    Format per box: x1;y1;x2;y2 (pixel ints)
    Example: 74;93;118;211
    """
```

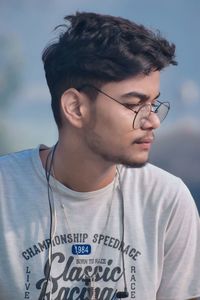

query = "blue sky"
0;0;200;151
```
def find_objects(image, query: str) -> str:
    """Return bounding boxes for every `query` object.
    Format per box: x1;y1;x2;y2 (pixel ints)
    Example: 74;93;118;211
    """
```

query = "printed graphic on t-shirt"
21;232;142;299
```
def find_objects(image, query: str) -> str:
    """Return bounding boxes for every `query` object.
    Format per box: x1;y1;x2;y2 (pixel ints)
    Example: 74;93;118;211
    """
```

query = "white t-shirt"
0;146;200;300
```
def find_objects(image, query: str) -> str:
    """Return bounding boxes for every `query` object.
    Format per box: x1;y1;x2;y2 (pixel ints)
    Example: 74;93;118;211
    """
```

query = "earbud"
116;290;129;298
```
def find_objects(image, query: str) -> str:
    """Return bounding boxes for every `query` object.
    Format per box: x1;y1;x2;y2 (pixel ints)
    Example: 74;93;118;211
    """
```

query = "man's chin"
123;151;150;168
114;156;149;168
98;151;149;168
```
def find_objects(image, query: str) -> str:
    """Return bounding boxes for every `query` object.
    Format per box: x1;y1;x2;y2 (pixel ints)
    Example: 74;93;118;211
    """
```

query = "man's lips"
135;138;154;144
135;135;154;144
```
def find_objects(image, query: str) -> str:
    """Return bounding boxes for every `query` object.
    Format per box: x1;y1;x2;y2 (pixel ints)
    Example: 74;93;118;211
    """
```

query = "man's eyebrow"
120;91;160;102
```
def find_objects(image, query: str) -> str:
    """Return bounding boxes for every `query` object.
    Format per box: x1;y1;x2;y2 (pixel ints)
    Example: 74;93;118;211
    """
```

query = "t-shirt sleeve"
156;179;200;300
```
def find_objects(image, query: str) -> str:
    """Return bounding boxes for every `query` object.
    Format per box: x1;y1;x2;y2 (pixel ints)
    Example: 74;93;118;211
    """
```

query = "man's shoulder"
122;162;181;184
121;163;188;201
0;147;37;173
143;163;180;181
121;163;195;212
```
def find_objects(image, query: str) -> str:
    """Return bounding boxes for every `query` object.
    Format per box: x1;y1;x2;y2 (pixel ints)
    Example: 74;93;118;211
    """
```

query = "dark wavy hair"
42;12;177;128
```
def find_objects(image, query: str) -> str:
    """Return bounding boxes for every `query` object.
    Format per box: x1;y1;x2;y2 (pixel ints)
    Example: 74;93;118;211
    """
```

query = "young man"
0;12;199;300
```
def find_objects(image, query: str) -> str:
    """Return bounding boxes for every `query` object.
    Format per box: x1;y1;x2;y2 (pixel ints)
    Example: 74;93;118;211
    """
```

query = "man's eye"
124;103;140;110
152;102;159;108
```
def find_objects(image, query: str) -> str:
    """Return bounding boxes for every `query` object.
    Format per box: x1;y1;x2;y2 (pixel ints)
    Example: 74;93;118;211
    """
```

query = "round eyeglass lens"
156;102;170;122
133;102;170;129
133;104;151;129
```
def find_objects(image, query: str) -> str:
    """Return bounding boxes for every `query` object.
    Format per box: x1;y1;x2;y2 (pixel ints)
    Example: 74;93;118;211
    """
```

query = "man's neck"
40;142;116;192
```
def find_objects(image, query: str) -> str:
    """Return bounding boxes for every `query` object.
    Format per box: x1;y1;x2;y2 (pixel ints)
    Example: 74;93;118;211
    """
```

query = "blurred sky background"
0;0;200;211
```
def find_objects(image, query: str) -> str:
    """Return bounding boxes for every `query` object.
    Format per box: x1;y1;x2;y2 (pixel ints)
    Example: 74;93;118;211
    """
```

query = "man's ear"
60;88;86;128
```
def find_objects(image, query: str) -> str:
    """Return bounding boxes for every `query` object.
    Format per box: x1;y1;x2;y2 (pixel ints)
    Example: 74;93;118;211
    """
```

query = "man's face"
82;71;161;167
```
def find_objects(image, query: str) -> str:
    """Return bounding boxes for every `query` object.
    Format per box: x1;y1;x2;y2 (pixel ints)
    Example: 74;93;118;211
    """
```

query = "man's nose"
141;112;161;130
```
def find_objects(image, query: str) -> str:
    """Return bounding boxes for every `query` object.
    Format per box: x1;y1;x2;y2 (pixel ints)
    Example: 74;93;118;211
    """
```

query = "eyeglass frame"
77;84;170;129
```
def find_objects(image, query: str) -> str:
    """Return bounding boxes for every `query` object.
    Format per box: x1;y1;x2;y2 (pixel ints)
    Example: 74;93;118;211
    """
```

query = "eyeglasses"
78;84;170;129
